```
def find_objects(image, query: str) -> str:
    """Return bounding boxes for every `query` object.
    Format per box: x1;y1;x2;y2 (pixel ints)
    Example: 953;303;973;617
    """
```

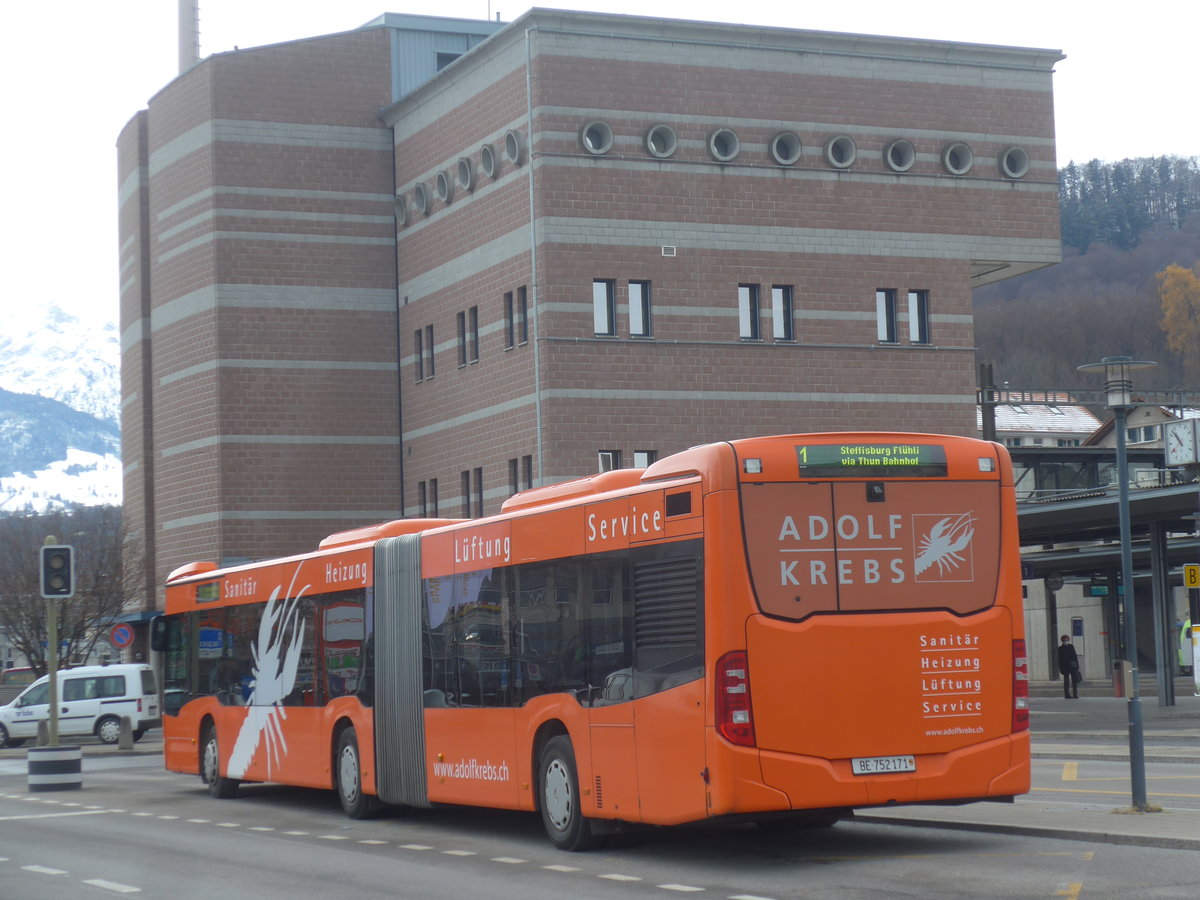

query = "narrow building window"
771;285;794;341
629;280;652;337
461;470;472;517
457;312;467;367
503;291;515;349
418;481;427;517
598;449;622;472
907;289;930;344
424;324;436;376
517;286;528;344
633;450;657;468
414;329;424;381
521;454;533;489
473;466;484;516
593;279;616;336
469;306;479;362
508;458;519;496
429;478;439;517
876;289;897;343
738;284;761;340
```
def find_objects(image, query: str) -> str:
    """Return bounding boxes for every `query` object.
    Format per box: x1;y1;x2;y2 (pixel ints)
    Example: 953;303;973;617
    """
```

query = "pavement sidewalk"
857;691;1200;850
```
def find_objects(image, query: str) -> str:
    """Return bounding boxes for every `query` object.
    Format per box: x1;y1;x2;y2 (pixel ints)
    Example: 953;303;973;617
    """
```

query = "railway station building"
118;9;1063;605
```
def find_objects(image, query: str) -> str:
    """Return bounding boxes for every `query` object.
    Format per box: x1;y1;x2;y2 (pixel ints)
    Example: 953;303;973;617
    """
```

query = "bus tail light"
1012;639;1029;732
715;650;756;747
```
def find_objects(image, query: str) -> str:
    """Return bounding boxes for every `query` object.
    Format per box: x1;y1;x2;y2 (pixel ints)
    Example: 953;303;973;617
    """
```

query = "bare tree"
0;506;126;675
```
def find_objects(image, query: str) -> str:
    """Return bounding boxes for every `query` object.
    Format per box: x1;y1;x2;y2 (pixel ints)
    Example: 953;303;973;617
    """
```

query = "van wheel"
0;722;10;748
336;728;377;819
132;729;145;742
538;735;598;851
201;726;239;799
96;716;121;745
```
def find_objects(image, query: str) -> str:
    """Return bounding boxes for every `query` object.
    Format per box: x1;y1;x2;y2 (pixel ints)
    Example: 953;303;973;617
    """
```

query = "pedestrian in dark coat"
1057;635;1080;699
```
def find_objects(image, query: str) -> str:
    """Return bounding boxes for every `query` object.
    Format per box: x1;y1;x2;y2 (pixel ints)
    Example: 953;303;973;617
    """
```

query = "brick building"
118;10;1062;608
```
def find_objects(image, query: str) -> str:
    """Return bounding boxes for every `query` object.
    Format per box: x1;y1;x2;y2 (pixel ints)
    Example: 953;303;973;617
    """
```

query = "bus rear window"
742;480;1002;620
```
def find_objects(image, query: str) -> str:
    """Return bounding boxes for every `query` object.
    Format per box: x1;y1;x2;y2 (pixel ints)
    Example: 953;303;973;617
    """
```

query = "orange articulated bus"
152;432;1030;849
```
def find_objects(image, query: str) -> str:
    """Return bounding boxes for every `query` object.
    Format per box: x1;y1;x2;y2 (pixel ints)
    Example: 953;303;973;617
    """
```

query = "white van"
0;664;160;748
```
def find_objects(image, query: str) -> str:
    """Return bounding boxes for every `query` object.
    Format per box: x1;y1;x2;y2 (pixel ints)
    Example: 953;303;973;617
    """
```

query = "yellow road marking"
1062;762;1078;781
1056;883;1082;899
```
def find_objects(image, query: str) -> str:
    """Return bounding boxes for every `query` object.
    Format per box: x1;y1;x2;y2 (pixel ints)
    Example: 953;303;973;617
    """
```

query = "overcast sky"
2;0;1197;335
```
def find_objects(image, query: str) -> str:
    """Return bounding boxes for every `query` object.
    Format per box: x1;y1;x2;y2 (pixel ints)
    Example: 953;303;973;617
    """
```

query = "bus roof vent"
502;468;645;512
319;518;461;549
166;561;218;583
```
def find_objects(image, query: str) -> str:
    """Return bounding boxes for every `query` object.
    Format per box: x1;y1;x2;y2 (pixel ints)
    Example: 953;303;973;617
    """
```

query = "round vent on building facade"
941;142;974;175
645;124;677;159
457;157;474;192
581;121;614;155
824;135;857;169
884;139;916;173
480;143;497;178
393;195;408;227
413;182;429;216
999;146;1030;179
769;131;802;166
708;128;740;162
435;170;454;203
504;129;524;165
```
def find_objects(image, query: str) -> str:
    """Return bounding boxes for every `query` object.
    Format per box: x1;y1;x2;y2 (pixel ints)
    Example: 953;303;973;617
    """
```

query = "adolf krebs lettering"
776;513;907;586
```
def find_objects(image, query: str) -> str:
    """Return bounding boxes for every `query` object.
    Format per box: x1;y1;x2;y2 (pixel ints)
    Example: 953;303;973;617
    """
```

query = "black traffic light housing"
40;545;75;598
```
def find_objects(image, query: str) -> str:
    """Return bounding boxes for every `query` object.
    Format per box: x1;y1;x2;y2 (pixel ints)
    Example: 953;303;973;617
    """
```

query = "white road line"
185;818;210;823
216;822;241;828
443;849;476;856
730;894;780;900
542;864;581;872
0;809;110;822
156;815;179;820
249;826;275;832
83;878;142;894
318;835;349;840
132;812;154;817
659;886;704;893
399;844;432;850
282;830;309;836
491;857;527;864
22;865;68;875
600;874;642;882
357;839;387;845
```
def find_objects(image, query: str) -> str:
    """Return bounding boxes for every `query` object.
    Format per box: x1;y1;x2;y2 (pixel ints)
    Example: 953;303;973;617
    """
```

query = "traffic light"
40;545;75;598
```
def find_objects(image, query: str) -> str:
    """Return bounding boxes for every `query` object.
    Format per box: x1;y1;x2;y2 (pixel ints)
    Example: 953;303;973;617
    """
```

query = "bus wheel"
336;728;377;819
201;726;239;799
538;735;598;851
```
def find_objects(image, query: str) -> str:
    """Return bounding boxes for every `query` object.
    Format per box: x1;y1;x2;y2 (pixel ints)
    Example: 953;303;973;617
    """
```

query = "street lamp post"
1077;356;1154;811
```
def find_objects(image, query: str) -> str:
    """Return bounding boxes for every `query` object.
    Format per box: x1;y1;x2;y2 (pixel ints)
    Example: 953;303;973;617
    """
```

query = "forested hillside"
974;156;1200;390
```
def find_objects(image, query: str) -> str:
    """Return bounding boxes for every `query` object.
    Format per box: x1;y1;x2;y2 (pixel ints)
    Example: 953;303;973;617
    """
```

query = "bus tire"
201;725;239;799
538;735;598;851
336;727;377;819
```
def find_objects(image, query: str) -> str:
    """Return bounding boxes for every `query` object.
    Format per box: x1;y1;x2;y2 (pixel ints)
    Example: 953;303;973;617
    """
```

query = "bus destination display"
795;443;948;477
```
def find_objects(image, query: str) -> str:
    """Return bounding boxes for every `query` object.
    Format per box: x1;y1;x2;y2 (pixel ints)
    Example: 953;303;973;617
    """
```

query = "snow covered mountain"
0;308;121;512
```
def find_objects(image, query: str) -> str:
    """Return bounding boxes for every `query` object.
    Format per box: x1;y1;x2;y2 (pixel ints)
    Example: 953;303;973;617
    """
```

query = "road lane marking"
658;885;704;892
543;864;581;872
22;865;68;875
491;857;527;864
1062;762;1078;781
399;843;432;850
0;809;110;822
600;873;642;882
1056;883;1082;900
83;878;142;894
1033;787;1200;799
